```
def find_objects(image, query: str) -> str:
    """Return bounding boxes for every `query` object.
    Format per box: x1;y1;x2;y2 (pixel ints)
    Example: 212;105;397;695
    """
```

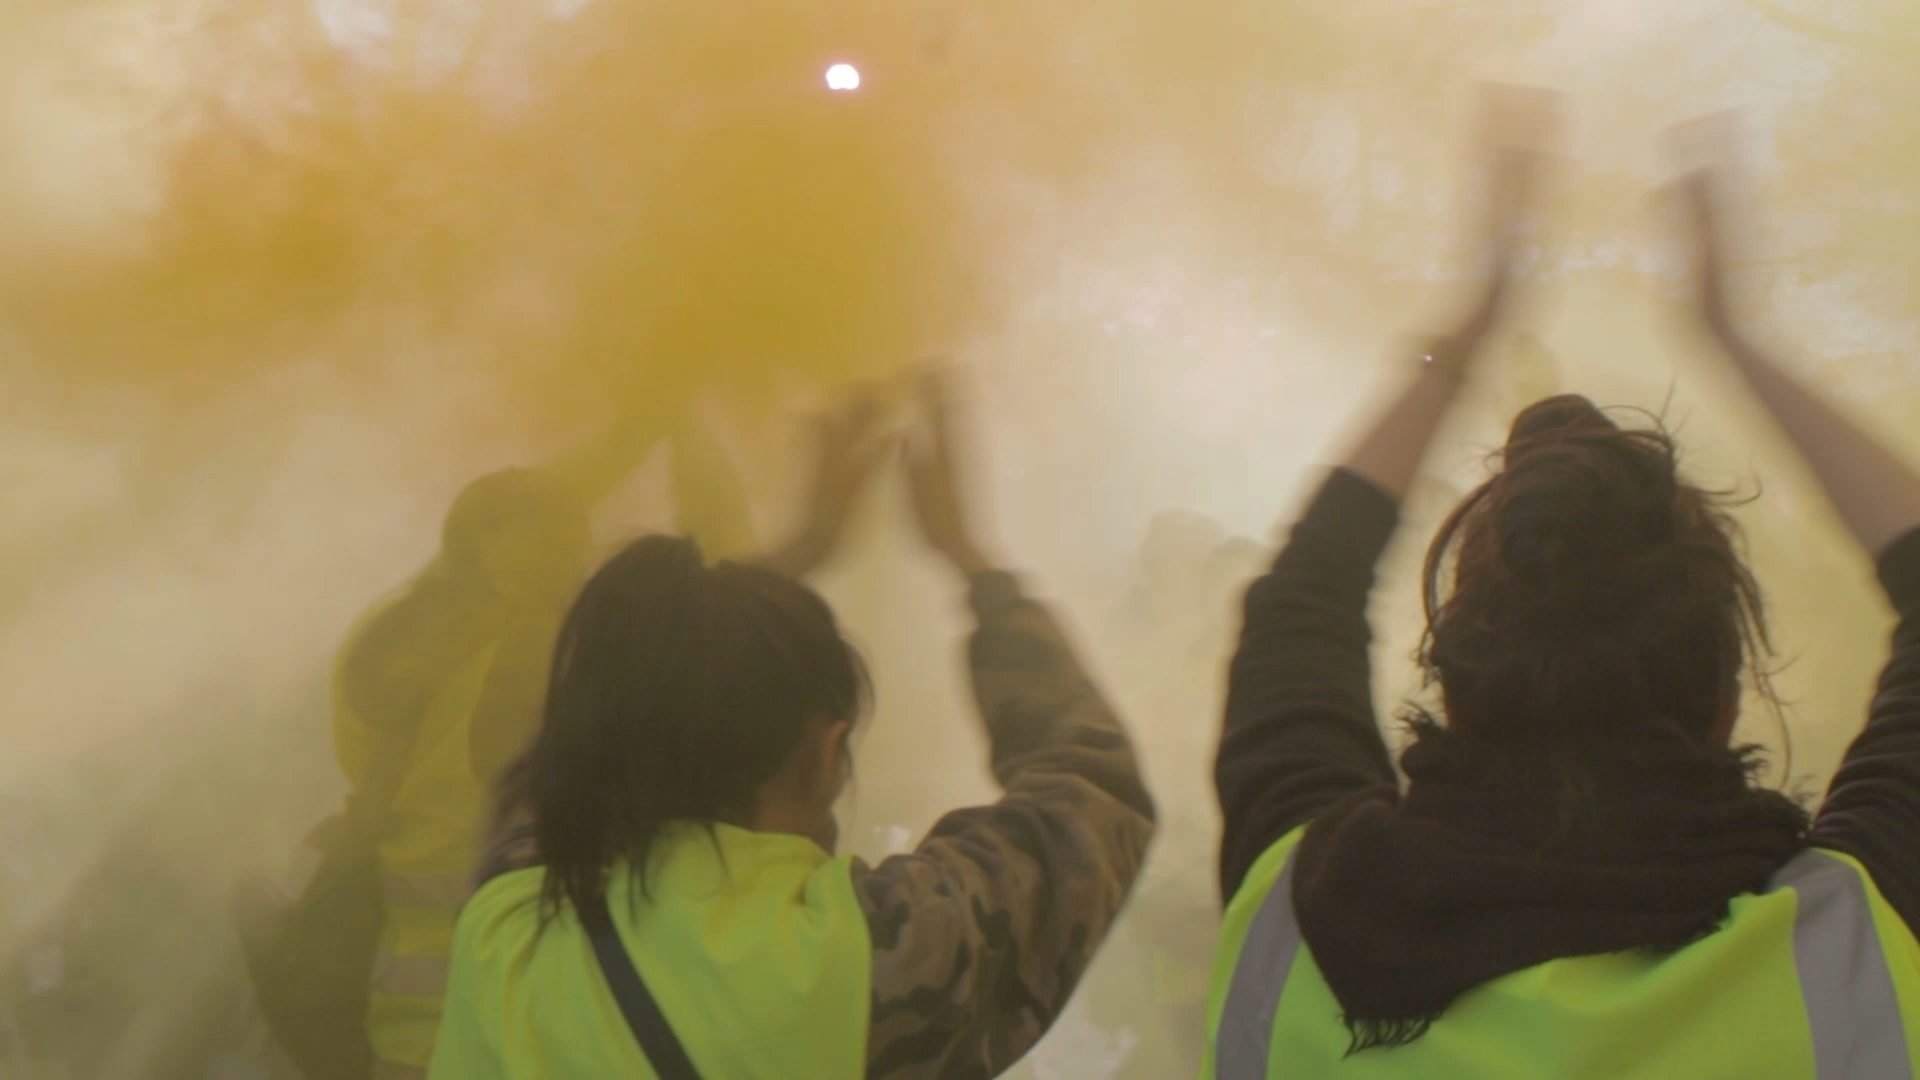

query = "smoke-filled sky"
3;0;1919;1076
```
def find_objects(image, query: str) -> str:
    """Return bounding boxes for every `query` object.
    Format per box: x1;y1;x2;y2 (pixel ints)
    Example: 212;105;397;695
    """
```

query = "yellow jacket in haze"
335;454;758;1079
428;823;872;1079
1203;828;1920;1079
336;635;503;1079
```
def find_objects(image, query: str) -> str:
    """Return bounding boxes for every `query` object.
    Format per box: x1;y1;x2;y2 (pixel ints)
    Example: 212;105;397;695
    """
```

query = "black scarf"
1291;727;1810;1054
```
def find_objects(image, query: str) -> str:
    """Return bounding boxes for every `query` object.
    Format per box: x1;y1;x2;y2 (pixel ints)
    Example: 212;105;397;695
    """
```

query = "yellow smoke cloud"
1;0;1135;430
8;3;1920;1077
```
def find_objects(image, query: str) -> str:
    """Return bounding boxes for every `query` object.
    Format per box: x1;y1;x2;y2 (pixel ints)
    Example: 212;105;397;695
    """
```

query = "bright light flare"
825;63;861;91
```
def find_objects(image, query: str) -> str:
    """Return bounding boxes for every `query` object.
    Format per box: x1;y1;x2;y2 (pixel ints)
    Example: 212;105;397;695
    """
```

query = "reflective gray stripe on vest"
372;952;450;997
1216;848;1911;1079
1770;849;1912;1080
1216;849;1302;1080
384;874;471;909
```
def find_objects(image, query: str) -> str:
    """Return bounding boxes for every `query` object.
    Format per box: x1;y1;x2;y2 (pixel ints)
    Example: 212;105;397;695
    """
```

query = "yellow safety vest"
428;823;873;1079
335;479;758;1078
335;633;501;1080
1203;827;1920;1079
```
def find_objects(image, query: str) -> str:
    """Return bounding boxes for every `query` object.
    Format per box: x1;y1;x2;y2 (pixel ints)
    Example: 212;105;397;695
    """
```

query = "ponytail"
522;534;869;922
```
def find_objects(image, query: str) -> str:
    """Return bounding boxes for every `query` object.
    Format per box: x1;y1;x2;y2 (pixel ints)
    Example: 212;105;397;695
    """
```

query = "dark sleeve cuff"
1291;468;1403;564
1877;527;1920;616
967;569;1027;618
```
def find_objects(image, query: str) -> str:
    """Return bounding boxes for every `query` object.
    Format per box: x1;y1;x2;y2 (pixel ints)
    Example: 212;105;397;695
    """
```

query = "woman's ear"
814;718;854;798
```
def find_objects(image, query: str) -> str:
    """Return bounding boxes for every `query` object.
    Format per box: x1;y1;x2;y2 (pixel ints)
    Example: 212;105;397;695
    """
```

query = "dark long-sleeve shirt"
1216;466;1920;937
476;570;1156;1080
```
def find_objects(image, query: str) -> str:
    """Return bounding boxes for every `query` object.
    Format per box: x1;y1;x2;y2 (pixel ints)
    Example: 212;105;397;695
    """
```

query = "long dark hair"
1417;395;1775;769
515;535;870;923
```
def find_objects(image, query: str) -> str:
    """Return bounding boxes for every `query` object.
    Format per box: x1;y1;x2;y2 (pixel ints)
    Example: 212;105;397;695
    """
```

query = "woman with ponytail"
1203;97;1920;1078
429;372;1155;1080
239;400;742;1080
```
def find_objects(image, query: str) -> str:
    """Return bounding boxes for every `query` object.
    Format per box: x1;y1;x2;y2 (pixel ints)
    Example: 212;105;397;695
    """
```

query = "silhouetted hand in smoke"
669;406;759;561
1668;114;1745;349
1343;85;1560;500
1425;83;1560;383
757;389;893;578
1664;111;1920;558
905;367;994;575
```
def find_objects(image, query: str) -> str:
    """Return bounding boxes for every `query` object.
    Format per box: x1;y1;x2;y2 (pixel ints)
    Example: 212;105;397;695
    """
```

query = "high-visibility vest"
332;484;759;1079
1203;827;1920;1079
427;822;873;1079
335;635;502;1080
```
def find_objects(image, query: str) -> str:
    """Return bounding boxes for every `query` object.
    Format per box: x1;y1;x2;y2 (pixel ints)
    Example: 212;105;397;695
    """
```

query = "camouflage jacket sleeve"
857;570;1157;1080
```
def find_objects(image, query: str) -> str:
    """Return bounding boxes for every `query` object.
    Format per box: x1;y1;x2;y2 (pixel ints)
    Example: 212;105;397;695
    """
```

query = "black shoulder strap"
580;895;704;1080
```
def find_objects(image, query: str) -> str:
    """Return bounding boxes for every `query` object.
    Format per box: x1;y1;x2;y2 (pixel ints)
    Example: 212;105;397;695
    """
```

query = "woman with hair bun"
1203;100;1920;1078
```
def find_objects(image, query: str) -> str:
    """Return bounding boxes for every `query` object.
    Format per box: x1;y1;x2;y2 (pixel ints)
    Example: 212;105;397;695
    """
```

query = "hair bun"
1421;398;1769;748
1502;395;1618;468
1487;398;1687;629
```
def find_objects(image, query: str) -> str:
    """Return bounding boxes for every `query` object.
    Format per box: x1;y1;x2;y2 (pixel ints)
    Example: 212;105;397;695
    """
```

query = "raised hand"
1661;110;1920;558
1666;112;1746;346
1427;83;1561;381
1680;171;1736;343
668;406;759;562
758;388;894;578
904;367;993;576
1340;86;1559;500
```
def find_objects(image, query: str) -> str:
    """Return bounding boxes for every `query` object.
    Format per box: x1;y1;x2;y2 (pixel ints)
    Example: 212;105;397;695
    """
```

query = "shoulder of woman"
459;867;547;943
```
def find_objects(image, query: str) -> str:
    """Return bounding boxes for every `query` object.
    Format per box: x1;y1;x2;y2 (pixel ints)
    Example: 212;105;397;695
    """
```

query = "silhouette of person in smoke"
1126;510;1228;625
238;401;760;1080
426;371;1157;1080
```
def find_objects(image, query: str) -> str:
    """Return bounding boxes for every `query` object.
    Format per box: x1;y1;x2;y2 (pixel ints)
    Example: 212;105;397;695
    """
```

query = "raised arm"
1680;164;1920;558
750;390;892;579
856;370;1155;1080
469;388;897;890
1217;85;1559;901
668;411;760;562
1678;147;1920;934
535;407;673;509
